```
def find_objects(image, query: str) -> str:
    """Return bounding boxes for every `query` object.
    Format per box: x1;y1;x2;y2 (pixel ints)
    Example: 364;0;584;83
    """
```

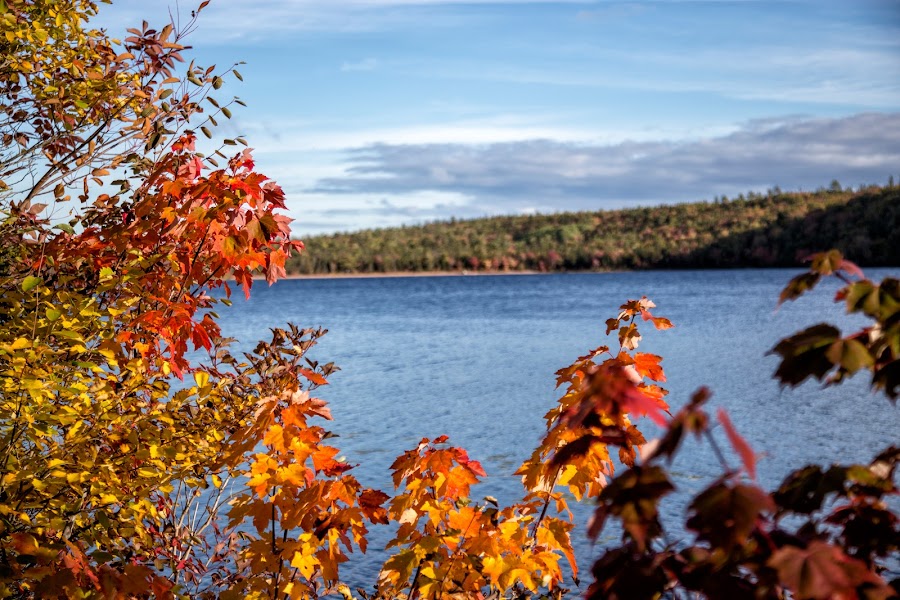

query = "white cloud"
310;112;900;217
237;113;735;156
256;113;900;233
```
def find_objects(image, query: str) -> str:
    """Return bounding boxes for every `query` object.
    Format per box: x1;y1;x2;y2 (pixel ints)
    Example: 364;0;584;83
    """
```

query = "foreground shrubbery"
1;1;898;598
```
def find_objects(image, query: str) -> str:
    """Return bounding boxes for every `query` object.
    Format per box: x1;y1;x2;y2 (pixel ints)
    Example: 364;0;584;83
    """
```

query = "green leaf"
778;272;820;305
45;308;62;322
21;276;41;292
826;338;873;373
54;223;75;235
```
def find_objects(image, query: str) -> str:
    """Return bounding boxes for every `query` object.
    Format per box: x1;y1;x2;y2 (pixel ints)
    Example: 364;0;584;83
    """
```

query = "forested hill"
286;186;900;275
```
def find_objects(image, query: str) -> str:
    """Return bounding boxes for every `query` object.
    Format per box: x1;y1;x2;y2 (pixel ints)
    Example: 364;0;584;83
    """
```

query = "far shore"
257;269;547;281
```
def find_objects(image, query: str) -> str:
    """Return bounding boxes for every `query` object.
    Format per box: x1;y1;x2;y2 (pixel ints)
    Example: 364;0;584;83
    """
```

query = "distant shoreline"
260;269;545;281
255;263;899;282
283;187;900;277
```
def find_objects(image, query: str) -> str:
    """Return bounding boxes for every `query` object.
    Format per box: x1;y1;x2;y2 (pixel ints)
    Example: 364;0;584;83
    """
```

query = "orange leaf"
299;368;328;386
633;353;665;382
651;316;674;330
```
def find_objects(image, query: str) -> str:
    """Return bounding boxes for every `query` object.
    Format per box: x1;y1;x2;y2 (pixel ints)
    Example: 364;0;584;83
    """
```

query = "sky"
101;0;900;235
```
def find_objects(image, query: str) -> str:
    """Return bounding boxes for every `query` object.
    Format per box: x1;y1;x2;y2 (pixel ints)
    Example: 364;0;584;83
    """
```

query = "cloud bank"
311;112;900;218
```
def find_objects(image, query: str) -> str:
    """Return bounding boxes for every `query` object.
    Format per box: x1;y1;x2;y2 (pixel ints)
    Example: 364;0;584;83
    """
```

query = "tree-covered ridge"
287;185;899;275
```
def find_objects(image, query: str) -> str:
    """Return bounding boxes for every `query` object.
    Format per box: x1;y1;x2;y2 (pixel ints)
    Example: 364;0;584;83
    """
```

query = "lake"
218;268;899;589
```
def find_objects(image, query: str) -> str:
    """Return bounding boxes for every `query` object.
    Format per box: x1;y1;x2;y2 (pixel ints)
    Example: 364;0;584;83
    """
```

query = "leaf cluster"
581;255;900;600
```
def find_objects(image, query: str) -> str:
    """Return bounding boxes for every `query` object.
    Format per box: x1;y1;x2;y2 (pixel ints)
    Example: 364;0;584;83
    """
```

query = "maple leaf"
590;465;674;551
779;272;821;305
633;352;665;382
618;323;642;351
769;541;889;600
687;480;774;551
299;367;328;386
358;488;390;524
769;323;841;386
651;316;674;330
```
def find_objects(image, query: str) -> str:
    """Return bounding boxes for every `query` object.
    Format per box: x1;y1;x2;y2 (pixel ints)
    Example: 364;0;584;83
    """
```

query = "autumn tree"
0;2;599;597
0;0;388;596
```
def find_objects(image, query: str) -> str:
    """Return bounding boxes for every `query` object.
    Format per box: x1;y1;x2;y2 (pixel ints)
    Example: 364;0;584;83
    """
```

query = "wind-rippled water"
217;269;899;590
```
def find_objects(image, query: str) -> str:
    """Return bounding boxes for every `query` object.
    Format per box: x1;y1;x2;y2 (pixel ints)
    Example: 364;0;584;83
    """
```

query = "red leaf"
717;408;757;480
455;447;487;477
838;258;864;279
624;386;668;426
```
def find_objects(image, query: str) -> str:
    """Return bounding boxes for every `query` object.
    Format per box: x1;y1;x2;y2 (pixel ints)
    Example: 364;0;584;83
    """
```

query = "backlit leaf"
21;275;41;291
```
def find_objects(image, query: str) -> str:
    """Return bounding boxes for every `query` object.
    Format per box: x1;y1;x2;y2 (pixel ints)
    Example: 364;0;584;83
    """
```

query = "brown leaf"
769;541;888;600
769;323;841;386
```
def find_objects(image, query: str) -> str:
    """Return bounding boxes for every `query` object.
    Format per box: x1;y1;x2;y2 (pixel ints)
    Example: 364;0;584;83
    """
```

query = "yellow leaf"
290;550;319;579
194;371;210;388
420;565;437;579
10;337;31;350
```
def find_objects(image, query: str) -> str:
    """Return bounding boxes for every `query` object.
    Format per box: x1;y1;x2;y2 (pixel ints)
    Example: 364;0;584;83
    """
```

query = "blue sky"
104;0;900;234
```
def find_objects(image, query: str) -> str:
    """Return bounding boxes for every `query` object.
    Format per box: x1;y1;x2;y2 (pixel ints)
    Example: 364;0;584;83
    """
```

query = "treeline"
286;185;900;274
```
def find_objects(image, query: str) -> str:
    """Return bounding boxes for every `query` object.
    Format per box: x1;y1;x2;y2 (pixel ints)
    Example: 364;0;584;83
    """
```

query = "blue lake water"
217;268;899;589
